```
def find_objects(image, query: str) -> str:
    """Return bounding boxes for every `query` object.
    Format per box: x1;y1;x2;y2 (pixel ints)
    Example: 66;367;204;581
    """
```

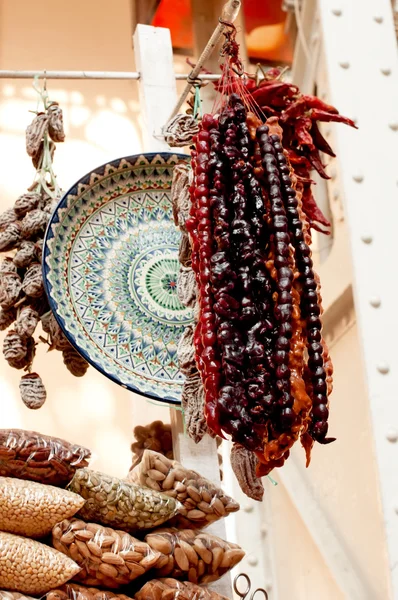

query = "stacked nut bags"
0;90;89;410
0;429;238;600
125;449;243;587
0;429;92;596
56;461;242;597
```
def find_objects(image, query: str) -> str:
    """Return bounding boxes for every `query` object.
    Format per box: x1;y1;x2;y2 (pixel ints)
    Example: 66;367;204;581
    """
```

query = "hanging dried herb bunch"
0;79;89;409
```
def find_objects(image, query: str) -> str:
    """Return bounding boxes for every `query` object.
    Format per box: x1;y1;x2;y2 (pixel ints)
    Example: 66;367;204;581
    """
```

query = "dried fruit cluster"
129;421;174;470
0;98;88;409
129;420;223;481
172;70;353;490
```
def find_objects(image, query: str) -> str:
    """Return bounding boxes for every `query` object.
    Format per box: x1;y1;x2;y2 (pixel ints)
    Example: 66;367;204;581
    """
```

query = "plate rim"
42;151;190;405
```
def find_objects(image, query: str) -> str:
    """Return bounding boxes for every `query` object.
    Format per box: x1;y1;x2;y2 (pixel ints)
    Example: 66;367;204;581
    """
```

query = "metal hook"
234;573;251;598
234;573;269;600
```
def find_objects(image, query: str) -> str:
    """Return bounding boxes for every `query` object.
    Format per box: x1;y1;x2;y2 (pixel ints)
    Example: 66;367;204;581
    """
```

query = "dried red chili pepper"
309;108;357;128
301;95;339;114
310;122;336;157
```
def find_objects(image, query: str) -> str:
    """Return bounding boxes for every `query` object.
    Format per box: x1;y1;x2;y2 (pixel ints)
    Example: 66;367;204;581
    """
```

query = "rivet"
374;16;384;23
389;122;398;131
244;504;254;513
353;174;364;183
369;297;381;308
386;428;398;443
260;525;268;536
333;189;340;201
361;234;373;244
339;61;350;69
381;68;391;76
377;362;390;375
332;8;342;16
248;556;259;567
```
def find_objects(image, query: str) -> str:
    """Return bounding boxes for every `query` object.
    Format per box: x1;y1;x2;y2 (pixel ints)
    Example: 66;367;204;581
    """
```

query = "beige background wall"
0;1;392;597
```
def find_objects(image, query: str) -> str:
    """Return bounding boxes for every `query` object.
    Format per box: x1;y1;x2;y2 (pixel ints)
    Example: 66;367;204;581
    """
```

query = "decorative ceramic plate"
43;152;193;405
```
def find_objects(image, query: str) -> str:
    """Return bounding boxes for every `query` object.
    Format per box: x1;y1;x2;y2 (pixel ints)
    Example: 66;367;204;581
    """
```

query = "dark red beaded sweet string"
256;125;295;431
271;132;334;444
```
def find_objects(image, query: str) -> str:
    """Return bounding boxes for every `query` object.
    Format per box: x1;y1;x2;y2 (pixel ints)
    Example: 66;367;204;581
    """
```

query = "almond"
98;563;118;578
220;548;245;568
75;540;92;559
186;485;201;503
212;497;226;516
198;558;206;577
120;550;143;562
162;471;175;490
147;534;173;554
187;509;206;520
75;529;94;542
140;551;161;569
211;546;224;572
175;546;190;571
154;458;170;475
126;563;146;578
102;552;125;566
179;540;198;566
86;541;102;557
193;539;212;564
147;469;166;481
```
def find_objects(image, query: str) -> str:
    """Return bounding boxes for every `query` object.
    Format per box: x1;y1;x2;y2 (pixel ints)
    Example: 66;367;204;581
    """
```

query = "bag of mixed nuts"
128;450;239;529
0;477;85;538
135;579;229;600
68;469;180;533
0;429;91;487
144;528;245;584
52;518;160;589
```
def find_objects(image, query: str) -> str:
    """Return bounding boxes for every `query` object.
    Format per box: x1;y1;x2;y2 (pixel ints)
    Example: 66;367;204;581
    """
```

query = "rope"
31;76;61;199
164;0;241;125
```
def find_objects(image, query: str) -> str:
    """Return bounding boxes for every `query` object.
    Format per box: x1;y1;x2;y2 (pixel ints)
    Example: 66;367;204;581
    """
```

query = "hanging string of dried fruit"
172;23;355;498
0;81;88;410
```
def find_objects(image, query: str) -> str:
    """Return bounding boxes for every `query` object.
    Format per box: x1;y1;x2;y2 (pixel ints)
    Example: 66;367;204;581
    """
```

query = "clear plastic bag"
128;450;239;529
67;469;181;533
46;583;133;600
0;429;91;487
144;528;245;584
0;476;85;538
135;579;229;600
52;518;160;589
0;593;35;600
0;531;80;595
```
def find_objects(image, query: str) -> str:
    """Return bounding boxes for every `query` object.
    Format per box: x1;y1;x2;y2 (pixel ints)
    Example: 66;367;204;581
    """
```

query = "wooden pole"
133;21;233;599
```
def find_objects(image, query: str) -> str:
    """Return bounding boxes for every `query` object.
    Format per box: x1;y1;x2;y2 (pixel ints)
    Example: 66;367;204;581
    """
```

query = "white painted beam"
133;24;176;151
317;0;398;597
278;449;371;599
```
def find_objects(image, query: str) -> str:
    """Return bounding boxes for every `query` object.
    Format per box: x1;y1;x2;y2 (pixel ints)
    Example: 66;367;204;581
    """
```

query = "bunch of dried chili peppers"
175;25;355;491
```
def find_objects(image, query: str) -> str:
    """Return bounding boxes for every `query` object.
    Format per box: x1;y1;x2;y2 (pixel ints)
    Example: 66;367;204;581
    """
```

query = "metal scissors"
234;573;269;600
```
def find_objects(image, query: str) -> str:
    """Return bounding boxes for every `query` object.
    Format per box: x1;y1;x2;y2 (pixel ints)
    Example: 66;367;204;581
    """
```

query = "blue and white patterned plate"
43;152;193;405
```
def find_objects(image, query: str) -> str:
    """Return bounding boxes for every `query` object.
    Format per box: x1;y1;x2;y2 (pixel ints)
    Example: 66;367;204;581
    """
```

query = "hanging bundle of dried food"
172;24;354;496
0;82;88;408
